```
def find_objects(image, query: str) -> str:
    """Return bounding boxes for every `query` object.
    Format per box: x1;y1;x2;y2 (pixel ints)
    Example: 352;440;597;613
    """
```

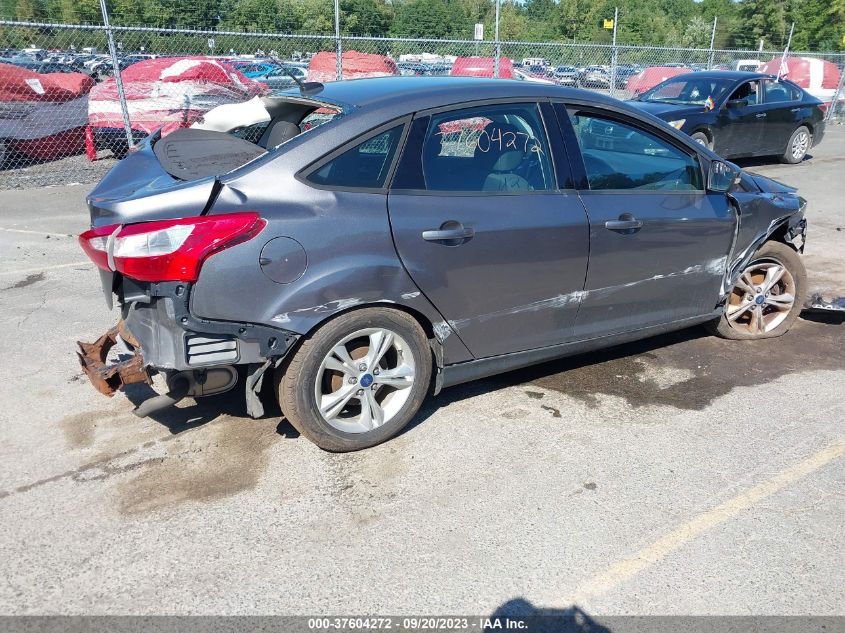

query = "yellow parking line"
0;261;92;276
570;439;845;604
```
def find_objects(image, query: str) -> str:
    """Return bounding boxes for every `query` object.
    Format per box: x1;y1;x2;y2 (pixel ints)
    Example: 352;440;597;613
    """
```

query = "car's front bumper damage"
77;321;152;396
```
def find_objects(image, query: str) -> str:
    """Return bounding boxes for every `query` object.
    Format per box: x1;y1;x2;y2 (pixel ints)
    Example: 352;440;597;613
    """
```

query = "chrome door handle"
756;113;767;118
605;216;643;232
790;107;803;113
422;224;474;242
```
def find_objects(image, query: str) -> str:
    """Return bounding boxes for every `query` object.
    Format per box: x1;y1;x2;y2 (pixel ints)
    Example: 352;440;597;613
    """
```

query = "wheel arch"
691;126;713;143
300;300;438;342
721;210;805;302
277;300;450;397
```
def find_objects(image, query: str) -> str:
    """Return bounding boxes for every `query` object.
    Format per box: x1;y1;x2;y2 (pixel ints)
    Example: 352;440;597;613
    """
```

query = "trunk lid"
86;128;268;228
87;132;218;228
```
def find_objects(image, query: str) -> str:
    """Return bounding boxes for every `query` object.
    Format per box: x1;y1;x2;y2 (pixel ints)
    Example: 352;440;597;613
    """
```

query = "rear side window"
569;112;702;191
763;79;795;104
420;103;555;192
307;125;404;190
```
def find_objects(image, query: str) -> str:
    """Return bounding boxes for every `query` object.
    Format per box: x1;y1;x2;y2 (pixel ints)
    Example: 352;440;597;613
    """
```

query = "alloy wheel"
791;130;810;160
314;328;416;433
725;260;796;335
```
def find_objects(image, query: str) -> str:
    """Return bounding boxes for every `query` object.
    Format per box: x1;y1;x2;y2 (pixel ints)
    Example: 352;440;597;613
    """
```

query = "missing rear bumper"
76;322;152;396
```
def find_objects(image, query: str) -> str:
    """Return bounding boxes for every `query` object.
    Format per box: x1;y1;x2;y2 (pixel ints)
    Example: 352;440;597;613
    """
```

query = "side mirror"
726;98;747;108
708;160;740;192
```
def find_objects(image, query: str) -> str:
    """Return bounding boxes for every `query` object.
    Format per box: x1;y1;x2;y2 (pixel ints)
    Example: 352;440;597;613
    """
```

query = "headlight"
668;119;686;129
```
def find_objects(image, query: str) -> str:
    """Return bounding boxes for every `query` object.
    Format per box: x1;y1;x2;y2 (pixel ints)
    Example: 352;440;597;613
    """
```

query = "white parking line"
0;261;93;276
569;438;845;605
0;227;75;238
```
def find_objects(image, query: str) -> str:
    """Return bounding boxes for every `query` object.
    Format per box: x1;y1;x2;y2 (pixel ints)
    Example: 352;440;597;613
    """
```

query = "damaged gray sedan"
77;77;808;451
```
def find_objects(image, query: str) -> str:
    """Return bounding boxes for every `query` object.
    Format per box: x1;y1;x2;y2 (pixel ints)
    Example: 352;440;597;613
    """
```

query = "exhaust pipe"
133;375;191;418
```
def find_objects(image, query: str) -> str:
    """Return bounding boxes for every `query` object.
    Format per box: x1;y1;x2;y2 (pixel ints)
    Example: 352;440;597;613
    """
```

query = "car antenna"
270;55;323;96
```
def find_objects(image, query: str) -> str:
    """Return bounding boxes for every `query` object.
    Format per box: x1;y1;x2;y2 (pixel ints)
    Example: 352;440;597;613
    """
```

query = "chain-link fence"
1;19;844;189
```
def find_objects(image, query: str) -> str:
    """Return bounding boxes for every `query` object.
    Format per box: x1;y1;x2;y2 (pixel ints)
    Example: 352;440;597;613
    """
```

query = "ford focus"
77;77;808;451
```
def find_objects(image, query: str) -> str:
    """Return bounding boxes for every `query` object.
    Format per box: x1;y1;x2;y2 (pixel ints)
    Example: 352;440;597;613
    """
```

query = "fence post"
493;0;500;78
98;0;134;149
609;7;618;98
334;0;342;81
707;16;717;69
827;69;845;123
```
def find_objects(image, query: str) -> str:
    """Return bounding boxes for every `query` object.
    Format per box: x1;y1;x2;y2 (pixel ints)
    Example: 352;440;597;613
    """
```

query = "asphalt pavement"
0;128;843;618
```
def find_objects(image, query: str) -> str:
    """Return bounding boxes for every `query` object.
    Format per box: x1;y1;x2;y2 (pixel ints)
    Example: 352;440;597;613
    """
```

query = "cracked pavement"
0;129;843;616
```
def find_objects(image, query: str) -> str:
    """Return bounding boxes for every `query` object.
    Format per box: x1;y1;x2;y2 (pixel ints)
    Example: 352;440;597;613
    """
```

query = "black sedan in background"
628;71;825;163
3;58;80;74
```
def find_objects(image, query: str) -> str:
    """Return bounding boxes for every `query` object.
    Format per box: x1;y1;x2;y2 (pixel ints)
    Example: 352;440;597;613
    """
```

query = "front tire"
690;131;712;150
709;241;806;340
277;307;432;452
781;125;811;164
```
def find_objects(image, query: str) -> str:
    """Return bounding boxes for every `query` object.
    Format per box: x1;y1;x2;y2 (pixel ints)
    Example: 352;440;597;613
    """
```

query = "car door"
761;79;804;153
716;79;766;156
388;101;590;359
556;104;736;338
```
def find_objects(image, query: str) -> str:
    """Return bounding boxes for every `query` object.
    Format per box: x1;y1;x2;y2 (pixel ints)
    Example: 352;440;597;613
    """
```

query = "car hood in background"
627;100;706;120
747;173;798;194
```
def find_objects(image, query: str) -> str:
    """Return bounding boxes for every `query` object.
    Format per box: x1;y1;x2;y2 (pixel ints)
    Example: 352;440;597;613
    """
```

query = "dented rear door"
387;103;590;359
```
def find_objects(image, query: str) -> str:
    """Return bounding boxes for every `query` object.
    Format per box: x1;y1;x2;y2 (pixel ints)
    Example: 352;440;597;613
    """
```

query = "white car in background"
733;59;762;72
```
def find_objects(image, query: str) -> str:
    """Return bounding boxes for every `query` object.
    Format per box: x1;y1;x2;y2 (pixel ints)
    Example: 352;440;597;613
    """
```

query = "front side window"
569;112;702;191
420;103;555;192
729;80;761;105
307;124;404;190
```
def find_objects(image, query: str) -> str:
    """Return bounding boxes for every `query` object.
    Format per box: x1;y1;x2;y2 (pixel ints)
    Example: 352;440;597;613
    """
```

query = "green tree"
681;15;713;48
341;0;391;36
391;0;467;38
14;0;47;21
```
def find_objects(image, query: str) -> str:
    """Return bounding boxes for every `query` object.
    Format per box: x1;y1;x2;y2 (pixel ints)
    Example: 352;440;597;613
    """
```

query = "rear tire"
708;241;806;340
780;125;811;164
277;307;432;452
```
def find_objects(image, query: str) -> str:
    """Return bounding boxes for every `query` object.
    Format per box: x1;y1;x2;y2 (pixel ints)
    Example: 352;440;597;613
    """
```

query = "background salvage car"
78;77;808;452
629;71;827;163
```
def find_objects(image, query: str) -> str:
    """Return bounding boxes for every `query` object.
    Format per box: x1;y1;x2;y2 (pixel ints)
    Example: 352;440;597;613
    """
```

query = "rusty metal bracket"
76;322;151;396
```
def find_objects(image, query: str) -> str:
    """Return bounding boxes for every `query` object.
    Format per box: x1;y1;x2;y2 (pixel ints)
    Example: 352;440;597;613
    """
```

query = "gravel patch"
0;153;116;191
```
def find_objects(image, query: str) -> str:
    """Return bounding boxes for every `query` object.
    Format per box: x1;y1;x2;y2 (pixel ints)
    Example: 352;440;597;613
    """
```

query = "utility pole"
707;16;717;70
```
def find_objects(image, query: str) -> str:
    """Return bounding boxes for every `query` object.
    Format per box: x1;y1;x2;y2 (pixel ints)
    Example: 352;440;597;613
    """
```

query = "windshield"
641;77;732;106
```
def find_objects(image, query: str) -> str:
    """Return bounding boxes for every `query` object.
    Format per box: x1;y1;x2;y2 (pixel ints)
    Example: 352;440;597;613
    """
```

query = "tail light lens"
79;224;119;272
79;213;265;282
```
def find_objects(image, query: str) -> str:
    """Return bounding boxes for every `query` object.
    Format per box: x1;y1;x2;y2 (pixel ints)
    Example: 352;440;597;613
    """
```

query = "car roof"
292;76;624;113
672;70;771;81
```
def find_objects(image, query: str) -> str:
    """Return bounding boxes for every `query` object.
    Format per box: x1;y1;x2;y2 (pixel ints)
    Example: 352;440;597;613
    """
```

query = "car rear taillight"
79;213;265;282
79;224;119;272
